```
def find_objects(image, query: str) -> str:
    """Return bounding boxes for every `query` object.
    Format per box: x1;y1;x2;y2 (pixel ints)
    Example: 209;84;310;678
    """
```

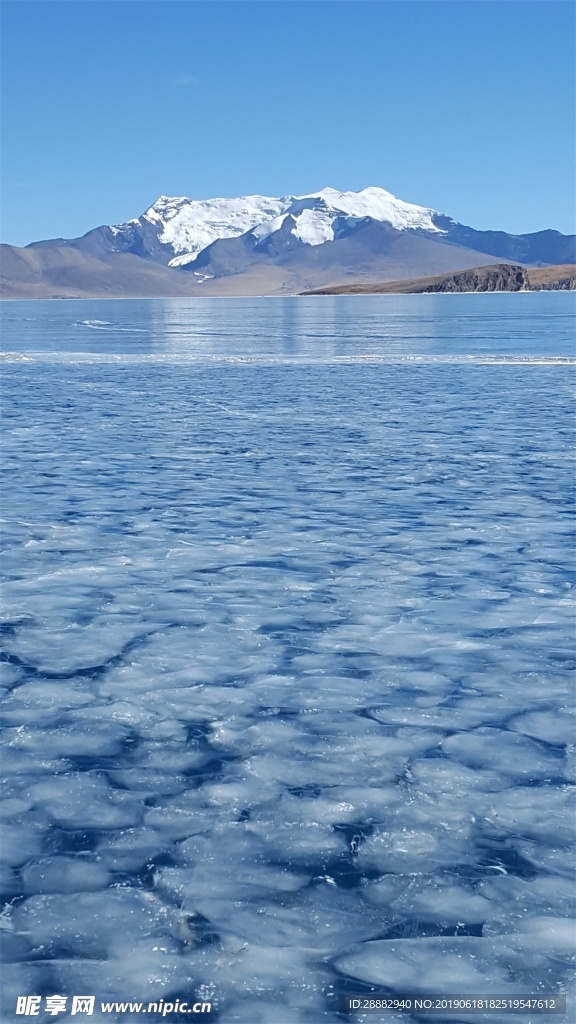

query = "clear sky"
1;0;575;246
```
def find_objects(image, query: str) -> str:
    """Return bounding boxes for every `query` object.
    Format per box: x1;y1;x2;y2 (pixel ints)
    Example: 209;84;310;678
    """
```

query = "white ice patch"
21;857;111;895
441;728;564;782
12;889;184;959
25;774;143;830
334;932;570;996
480;874;576;935
364;875;493;926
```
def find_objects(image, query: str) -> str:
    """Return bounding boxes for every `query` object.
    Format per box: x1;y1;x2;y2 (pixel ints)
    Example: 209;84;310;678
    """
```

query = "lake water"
1;295;575;1023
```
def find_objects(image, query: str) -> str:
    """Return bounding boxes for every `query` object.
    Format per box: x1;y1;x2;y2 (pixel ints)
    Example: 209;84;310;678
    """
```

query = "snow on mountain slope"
141;194;288;266
288;206;337;246
297;187;442;233
112;187;445;267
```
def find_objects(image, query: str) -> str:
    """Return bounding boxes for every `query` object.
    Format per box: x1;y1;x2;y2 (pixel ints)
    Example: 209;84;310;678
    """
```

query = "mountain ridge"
3;185;574;299
26;186;446;267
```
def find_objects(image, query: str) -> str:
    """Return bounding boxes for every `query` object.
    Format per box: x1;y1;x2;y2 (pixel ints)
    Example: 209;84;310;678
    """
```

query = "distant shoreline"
1;290;574;302
1;263;575;302
302;264;576;296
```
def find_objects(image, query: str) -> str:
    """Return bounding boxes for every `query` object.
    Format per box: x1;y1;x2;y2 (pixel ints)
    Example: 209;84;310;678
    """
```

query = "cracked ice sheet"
1;296;575;1022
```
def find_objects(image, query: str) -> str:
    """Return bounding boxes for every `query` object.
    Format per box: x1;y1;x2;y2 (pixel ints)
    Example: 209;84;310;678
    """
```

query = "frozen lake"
1;295;575;1023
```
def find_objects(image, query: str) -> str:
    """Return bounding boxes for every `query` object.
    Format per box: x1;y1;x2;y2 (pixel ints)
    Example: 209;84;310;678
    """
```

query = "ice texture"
1;295;574;1022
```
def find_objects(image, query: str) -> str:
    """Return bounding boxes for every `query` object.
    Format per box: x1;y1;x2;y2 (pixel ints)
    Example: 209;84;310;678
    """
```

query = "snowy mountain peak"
297;186;441;232
249;187;443;252
111;186;446;268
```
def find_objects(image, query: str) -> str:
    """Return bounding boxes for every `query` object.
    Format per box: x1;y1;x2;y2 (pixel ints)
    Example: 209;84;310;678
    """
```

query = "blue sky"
2;0;575;245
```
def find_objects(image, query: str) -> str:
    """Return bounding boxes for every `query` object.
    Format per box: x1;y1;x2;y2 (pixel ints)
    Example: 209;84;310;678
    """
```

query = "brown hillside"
302;264;576;295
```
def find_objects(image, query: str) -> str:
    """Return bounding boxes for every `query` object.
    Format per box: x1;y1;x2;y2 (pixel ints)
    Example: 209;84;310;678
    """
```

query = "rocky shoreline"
303;263;576;295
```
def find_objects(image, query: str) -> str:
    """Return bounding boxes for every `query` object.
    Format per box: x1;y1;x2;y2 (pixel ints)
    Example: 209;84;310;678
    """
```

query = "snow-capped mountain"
109;186;445;268
132;193;288;266
6;185;573;298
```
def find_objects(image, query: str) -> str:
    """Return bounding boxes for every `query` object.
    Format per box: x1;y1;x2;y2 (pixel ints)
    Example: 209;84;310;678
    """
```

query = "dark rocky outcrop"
303;264;576;296
417;264;529;293
528;266;576;291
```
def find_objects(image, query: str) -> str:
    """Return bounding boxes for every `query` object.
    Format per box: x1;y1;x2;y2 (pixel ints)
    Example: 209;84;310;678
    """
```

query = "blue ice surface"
1;295;575;1023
